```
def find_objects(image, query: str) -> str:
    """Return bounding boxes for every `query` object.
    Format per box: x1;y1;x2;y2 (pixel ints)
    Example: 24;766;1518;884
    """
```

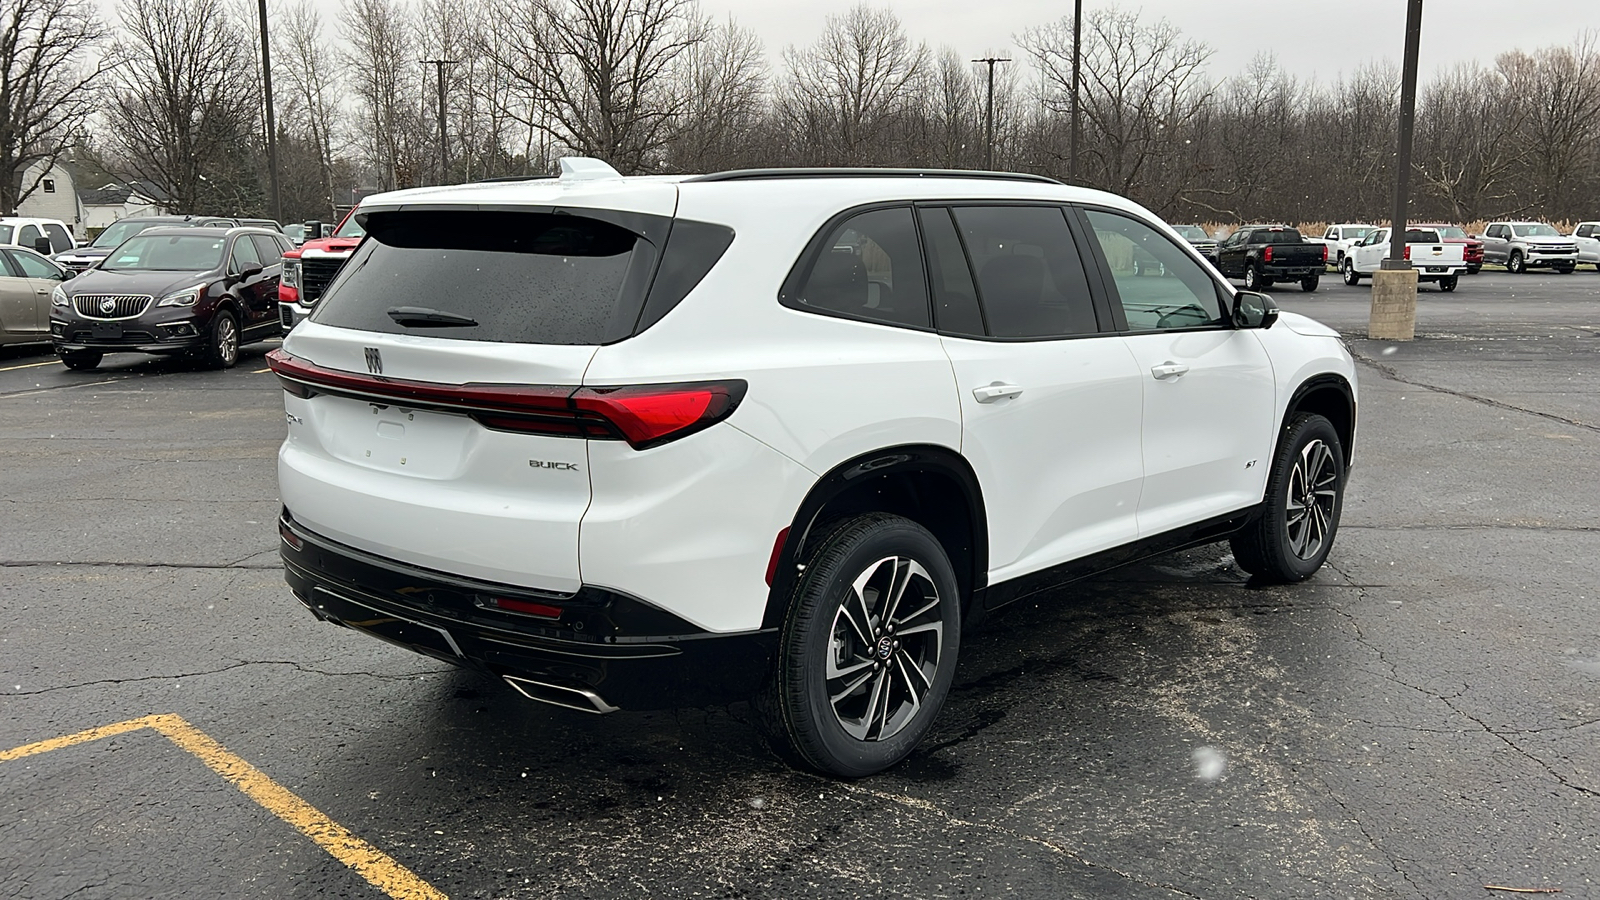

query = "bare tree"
274;0;342;217
1501;36;1600;219
1415;61;1525;222
0;0;115;214
341;0;426;189
1024;6;1212;203
106;0;260;214
493;0;709;175
665;15;767;172
779;3;930;166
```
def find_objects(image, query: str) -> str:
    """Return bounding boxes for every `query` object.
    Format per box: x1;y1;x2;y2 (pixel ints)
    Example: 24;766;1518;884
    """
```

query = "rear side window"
311;210;662;345
43;224;72;253
251;234;286;263
785;207;930;329
952;206;1097;338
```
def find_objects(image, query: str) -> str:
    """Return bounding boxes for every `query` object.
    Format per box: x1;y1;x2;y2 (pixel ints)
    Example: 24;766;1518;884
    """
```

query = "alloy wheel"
1285;438;1338;560
218;317;238;364
825;555;946;742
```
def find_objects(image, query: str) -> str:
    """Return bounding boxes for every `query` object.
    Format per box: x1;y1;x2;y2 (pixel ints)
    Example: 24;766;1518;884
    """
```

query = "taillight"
573;382;746;450
265;350;746;450
1263;246;1273;262
1321;244;1328;262
1403;245;1411;260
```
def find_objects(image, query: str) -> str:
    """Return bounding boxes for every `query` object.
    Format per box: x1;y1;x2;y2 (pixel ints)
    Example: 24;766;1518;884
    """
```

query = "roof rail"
684;167;1063;186
471;174;558;184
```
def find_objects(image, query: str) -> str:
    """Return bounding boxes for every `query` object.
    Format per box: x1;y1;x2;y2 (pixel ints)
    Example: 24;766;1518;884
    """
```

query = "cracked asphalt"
2;269;1597;899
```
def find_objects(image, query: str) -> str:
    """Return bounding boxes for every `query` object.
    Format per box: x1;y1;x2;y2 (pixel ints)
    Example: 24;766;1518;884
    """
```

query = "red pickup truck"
278;209;364;330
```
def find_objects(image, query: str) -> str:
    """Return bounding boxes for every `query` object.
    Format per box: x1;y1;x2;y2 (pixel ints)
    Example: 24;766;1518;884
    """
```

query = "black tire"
1300;275;1319;292
200;310;240;369
1230;413;1345;584
1244;264;1261;291
1555;266;1574;275
1439;274;1458;292
1508;251;1525;274
58;349;102;371
1467;265;1481;275
761;513;962;778
1342;258;1361;285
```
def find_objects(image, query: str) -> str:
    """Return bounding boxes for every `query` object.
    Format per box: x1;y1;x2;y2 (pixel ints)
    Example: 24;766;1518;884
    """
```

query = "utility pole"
972;56;1011;170
256;0;281;222
1070;0;1083;182
421;59;457;184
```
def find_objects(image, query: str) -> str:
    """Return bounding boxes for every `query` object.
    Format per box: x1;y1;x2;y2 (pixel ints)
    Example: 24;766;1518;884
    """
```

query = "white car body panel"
1351;228;1467;277
1571;222;1600;265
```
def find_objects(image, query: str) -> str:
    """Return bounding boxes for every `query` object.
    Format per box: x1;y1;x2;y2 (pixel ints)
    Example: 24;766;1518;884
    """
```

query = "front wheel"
1508;251;1525;274
762;514;961;777
1342;258;1361;285
200;311;240;369
1555;265;1574;275
1300;275;1319;292
1439;274;1458;292
1230;413;1345;583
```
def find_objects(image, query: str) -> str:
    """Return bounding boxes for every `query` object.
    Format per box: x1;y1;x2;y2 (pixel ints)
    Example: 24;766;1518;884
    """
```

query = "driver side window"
1083;209;1227;332
230;236;263;273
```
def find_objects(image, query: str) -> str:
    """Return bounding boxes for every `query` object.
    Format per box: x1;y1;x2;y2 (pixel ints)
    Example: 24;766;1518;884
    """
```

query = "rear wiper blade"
386;306;478;328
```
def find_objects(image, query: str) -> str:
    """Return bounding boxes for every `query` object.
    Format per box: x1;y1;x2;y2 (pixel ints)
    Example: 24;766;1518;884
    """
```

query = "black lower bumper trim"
279;511;775;710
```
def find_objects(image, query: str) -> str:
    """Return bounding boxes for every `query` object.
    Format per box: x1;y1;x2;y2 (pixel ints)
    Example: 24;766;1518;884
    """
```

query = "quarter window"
250;235;285;264
1083;209;1227;332
790;207;929;329
917;208;984;337
951;206;1097;338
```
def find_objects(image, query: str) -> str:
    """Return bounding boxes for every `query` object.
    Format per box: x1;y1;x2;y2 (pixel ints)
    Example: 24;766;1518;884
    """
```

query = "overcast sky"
698;0;1597;84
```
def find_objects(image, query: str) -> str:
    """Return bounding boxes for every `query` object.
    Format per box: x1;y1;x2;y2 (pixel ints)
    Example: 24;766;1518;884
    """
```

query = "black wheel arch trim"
1283;373;1356;466
762;444;988;630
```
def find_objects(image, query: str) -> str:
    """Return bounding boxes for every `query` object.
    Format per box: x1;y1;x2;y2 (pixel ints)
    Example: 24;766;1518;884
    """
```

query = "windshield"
1345;227;1373;239
1172;225;1207;240
102;234;227;271
1515;223;1560;237
335;214;366;239
92;220;180;249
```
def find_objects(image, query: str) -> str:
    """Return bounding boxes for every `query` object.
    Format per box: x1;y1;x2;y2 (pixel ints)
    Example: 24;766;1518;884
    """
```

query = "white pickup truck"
1312;223;1376;268
1571;222;1600;271
1340;226;1467;291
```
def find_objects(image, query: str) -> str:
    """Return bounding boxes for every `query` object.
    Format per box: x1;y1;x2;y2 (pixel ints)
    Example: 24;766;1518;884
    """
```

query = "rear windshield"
1403;229;1440;243
1256;228;1303;243
310;210;658;345
1173;225;1206;240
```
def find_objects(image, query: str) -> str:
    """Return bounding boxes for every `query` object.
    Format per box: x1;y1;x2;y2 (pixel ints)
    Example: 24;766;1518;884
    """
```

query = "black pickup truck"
1215;225;1328;292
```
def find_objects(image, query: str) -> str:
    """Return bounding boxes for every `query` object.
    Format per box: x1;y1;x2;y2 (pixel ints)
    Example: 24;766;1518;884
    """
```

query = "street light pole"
972;56;1011;170
256;0;281;222
1384;0;1425;269
1070;0;1083;182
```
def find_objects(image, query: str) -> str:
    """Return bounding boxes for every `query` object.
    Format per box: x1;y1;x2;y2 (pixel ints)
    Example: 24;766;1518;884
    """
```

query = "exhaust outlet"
502;675;619;714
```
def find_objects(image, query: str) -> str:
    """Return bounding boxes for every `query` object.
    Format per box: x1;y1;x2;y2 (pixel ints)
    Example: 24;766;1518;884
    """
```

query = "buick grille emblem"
100;298;116;314
364;347;383;375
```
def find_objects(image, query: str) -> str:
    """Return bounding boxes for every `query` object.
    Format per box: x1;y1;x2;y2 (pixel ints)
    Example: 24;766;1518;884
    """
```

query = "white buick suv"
270;160;1357;776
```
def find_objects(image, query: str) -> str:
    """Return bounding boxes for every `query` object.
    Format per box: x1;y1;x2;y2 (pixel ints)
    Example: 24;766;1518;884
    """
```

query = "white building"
80;181;168;231
13;160;86;239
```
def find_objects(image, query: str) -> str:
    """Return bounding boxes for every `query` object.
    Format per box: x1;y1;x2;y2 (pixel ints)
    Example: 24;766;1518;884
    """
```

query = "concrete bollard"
1369;267;1418;341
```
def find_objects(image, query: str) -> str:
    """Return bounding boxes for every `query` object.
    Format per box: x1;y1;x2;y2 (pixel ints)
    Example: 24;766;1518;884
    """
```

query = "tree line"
2;0;1597;228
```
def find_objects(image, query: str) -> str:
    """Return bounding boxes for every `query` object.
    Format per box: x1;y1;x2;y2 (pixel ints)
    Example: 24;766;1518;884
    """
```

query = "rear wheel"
1342;258;1361;285
1300;275;1319;292
762;514;961;777
1508;251;1525;274
1439;274;1458;292
58;349;102;371
1230;413;1345;583
1244;264;1262;290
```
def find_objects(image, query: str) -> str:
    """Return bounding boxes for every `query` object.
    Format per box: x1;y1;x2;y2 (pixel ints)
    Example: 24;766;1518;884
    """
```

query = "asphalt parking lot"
2;269;1598;899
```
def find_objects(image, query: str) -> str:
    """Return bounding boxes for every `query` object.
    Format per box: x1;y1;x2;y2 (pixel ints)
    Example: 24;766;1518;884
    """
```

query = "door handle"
1150;361;1190;379
972;382;1023;403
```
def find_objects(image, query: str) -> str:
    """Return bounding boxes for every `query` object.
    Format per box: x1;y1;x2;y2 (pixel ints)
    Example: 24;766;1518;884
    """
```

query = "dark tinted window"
952;206;1097;338
789;207;929;329
919;208;984;336
43;224;72;253
1084;209;1227;332
1403;229;1438;243
250;235;285;264
636;219;734;331
18;225;40;246
1253;228;1301;243
312;210;657;345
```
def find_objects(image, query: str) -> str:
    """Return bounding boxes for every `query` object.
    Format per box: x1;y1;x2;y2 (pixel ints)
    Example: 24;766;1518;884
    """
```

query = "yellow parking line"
1;714;448;900
0;359;61;372
253;367;272;374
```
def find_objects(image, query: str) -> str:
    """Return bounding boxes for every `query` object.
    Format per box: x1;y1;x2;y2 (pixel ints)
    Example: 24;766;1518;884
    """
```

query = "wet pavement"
2;270;1597;899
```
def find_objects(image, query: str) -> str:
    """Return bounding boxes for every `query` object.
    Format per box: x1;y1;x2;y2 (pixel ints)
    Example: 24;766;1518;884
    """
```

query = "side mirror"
1233;291;1278;330
33;237;53;255
236;262;264;280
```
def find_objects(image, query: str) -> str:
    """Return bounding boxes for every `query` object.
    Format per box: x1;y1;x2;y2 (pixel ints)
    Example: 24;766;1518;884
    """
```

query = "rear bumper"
1261;264;1322;278
278;511;775;710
